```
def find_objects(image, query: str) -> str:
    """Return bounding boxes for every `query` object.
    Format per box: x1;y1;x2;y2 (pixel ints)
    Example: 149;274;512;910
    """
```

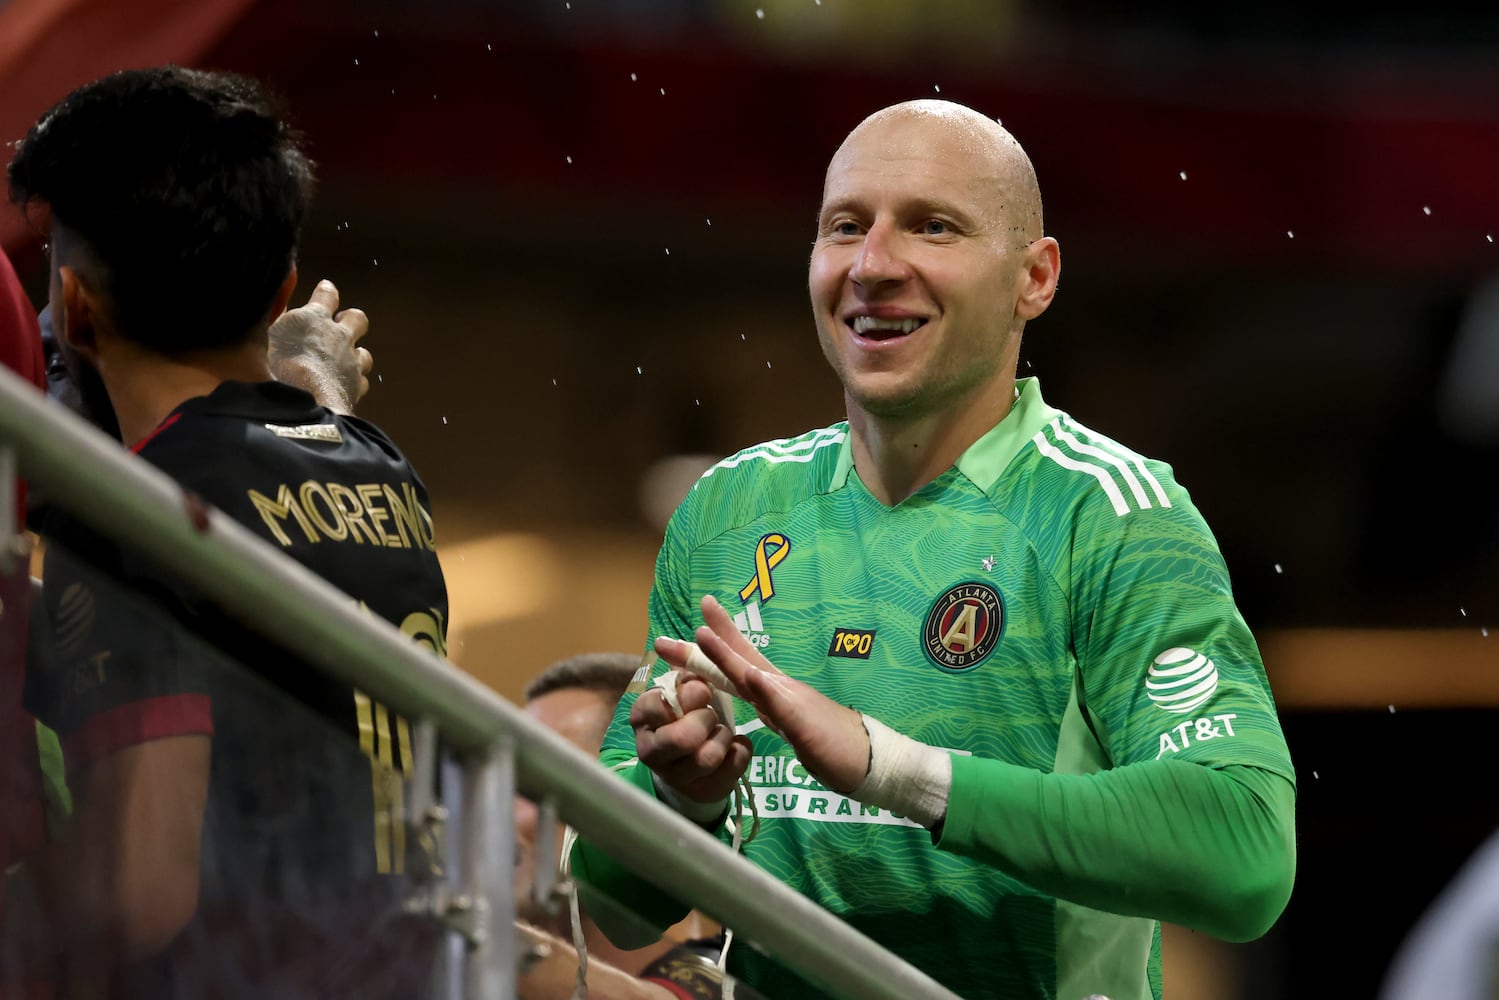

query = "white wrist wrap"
652;773;730;825
852;715;952;829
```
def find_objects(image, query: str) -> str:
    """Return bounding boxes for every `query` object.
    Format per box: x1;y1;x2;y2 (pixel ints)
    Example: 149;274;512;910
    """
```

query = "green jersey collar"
827;377;1059;494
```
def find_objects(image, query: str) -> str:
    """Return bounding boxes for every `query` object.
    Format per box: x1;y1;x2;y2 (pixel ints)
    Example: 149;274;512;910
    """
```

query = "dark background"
3;1;1497;994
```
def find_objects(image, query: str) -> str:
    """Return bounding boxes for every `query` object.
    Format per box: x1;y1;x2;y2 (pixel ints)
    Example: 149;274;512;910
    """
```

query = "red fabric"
61;693;213;772
0;246;46;517
128;411;182;454
0;246;48;955
639;978;699;1000
0;0;263;257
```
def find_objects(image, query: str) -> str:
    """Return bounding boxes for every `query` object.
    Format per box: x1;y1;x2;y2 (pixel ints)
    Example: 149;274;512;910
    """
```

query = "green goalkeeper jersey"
575;377;1296;1000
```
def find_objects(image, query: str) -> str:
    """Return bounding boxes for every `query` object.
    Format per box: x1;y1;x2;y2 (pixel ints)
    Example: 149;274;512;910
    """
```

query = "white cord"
558;825;587;1000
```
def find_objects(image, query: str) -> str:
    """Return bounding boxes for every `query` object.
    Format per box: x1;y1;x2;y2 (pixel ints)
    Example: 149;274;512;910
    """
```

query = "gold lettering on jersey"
249;483;320;545
299;481;347;540
400;607;449;659
247;481;437;551
327;483;382;545
356;483;401;547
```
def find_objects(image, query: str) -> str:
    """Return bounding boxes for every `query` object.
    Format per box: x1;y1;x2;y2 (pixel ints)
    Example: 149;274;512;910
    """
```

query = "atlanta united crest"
922;581;1004;673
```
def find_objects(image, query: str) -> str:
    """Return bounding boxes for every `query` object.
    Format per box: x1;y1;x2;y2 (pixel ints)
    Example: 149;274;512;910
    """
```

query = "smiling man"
572;100;1297;1000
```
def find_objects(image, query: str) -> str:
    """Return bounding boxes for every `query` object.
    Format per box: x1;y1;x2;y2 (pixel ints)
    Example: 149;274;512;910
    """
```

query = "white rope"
558;825;588;1000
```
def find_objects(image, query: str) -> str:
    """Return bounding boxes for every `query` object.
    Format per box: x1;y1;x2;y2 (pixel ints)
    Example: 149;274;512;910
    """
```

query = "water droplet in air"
1388;705;1396;714
660;88;666;96
934;84;941;93
566;155;572;164
486;44;492;51
766;361;772;369
636;366;643;375
354;58;359;66
377;374;383;383
1483;627;1490;637
1274;563;1283;574
441;416;448;425
630;73;638;81
372;259;379;266
706;218;712;226
1286;231;1295;239
1422;206;1431;216
552;378;558;386
373;29;379;37
741;333;746;340
665;248;670;255
756;8;765;18
1312;771;1319;779
1488;235;1494;242
1179;171;1187;180
1460;607;1468;616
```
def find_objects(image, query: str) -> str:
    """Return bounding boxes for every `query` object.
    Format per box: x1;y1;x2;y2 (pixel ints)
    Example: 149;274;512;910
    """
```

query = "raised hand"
268;279;372;414
654;595;871;796
630;664;751;806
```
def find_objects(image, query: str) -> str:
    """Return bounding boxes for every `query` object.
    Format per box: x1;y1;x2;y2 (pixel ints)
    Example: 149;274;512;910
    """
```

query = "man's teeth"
852;316;923;336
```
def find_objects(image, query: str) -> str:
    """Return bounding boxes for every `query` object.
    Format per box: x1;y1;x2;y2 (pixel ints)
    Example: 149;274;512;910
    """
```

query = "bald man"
573;100;1296;1000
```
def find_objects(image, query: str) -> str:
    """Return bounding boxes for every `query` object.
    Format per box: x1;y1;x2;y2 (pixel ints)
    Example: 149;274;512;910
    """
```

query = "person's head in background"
515;651;638;930
518;652;717;973
6;65;315;443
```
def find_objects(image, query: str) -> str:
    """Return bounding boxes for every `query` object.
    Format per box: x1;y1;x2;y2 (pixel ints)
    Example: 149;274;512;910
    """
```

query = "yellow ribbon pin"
739;532;790;603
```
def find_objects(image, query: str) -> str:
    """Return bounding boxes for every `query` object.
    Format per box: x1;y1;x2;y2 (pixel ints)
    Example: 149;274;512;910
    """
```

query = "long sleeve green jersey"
572;377;1296;1000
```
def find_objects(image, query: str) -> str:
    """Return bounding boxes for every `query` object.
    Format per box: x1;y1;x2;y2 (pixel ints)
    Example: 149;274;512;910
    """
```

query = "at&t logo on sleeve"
1145;647;1219;714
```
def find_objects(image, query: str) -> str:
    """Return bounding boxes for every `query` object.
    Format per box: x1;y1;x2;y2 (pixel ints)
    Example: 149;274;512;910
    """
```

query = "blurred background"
3;0;1498;994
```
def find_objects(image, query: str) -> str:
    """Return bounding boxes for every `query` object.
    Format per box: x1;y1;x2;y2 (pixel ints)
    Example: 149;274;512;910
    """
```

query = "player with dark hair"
1;66;448;998
572;100;1297;1000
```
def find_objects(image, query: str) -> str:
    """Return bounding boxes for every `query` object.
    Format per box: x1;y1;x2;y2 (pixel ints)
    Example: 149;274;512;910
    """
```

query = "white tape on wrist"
652;773;730;825
852;714;952;829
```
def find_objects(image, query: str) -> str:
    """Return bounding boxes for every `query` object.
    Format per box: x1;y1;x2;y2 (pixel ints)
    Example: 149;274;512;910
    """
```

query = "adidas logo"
732;600;772;649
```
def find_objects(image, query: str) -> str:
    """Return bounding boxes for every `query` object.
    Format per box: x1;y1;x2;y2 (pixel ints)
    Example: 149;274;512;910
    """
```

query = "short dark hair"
523;652;640;704
7;66;315;355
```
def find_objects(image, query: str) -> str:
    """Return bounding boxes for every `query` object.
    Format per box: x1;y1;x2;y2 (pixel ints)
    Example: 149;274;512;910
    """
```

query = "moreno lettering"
248;480;436;550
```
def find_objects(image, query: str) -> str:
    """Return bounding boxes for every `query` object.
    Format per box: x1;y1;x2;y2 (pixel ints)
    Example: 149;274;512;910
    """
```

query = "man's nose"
850;220;911;288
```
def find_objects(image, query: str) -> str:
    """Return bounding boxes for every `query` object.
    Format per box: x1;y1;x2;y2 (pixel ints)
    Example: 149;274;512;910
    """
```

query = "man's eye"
922;219;948;235
834;221;861;237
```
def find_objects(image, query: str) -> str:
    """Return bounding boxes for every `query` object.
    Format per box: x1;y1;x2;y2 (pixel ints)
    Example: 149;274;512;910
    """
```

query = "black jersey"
27;380;449;998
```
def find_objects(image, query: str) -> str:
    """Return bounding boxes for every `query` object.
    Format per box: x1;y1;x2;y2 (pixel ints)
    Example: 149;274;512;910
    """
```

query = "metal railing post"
463;736;516;1000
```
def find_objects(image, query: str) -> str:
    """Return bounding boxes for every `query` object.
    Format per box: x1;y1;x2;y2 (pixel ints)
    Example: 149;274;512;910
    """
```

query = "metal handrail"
0;364;962;1000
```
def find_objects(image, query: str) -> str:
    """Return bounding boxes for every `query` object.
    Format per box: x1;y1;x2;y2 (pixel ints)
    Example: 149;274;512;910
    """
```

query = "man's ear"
266;265;298;323
58;265;100;363
1016;237;1061;322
